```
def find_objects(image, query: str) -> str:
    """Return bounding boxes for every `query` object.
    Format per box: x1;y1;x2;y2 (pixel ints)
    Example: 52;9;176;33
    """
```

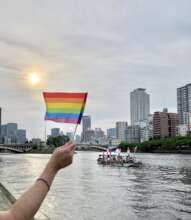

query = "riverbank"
25;148;191;154
20;136;191;154
25;149;100;154
26;148;54;154
143;149;191;154
119;136;191;154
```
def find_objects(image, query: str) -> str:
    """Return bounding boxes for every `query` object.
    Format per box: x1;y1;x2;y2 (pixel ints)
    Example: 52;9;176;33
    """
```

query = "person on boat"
106;148;110;158
127;147;131;157
126;147;131;162
133;146;138;160
0;140;75;220
106;149;111;163
110;151;116;162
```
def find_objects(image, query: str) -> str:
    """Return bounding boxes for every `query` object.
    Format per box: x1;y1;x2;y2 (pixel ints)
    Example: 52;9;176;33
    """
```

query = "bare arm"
0;141;75;220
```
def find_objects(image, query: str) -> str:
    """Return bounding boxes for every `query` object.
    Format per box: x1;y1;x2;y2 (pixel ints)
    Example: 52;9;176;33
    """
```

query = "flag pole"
45;121;47;143
72;123;78;141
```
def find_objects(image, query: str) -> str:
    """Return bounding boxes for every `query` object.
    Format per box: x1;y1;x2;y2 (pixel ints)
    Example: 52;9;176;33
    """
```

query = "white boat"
97;154;142;168
97;147;142;168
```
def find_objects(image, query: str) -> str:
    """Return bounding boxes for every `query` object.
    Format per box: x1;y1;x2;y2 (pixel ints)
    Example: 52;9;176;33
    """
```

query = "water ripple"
1;152;191;220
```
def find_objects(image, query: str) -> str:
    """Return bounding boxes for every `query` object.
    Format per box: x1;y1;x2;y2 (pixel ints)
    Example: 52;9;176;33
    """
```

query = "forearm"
9;162;57;220
0;141;75;220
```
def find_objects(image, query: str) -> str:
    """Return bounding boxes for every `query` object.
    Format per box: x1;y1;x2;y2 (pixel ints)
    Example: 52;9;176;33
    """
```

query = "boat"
97;147;142;168
0;182;49;219
97;154;142;167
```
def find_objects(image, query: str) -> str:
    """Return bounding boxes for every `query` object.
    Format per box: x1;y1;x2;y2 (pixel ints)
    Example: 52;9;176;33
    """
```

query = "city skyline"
0;0;191;138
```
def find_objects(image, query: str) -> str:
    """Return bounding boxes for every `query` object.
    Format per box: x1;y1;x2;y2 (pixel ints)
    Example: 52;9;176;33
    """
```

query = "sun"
28;72;40;85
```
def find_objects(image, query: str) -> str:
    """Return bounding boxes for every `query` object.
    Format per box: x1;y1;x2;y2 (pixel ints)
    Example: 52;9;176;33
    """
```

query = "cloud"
0;0;191;138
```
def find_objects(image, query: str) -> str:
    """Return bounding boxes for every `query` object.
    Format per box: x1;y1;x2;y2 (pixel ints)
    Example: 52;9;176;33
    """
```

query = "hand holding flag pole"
43;92;88;143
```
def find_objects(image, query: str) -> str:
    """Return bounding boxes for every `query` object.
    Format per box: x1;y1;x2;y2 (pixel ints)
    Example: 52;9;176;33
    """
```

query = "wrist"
37;178;50;191
45;161;58;175
39;161;58;187
48;157;61;172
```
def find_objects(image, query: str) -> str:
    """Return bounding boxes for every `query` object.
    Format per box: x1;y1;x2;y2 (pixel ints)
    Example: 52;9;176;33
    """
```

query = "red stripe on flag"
43;92;88;99
44;98;85;103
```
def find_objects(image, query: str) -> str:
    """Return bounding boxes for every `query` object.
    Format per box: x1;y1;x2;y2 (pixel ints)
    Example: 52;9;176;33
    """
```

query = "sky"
0;0;191;139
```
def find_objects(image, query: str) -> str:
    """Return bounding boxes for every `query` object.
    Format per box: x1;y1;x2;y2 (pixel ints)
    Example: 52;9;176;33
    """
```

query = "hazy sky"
0;0;191;139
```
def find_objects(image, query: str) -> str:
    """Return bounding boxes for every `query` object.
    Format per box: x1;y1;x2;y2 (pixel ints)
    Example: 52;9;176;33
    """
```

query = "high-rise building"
4;123;18;144
107;128;116;138
1;125;7;137
82;116;91;132
116;121;128;141
153;108;179;138
1;123;28;144
17;129;27;144
7;123;18;136
83;130;95;143
177;83;191;125
0;108;2;135
130;88;150;125
51;128;60;137
82;116;91;141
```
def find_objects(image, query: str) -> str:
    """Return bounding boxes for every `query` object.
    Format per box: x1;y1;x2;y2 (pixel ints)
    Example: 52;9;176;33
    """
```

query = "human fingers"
67;141;76;152
63;140;73;147
59;141;75;153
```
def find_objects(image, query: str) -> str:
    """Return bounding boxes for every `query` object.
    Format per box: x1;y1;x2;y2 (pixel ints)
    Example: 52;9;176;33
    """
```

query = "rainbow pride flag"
43;92;88;124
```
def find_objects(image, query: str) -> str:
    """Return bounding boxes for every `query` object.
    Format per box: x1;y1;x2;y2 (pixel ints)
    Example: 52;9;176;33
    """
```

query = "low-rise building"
51;128;60;137
109;138;122;146
32;138;41;147
177;124;189;136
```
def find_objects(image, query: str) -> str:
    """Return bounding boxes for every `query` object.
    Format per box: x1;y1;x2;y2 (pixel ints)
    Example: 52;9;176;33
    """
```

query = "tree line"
119;136;191;153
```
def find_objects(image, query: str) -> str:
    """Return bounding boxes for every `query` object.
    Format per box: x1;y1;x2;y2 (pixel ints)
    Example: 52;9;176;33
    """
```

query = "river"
0;152;191;220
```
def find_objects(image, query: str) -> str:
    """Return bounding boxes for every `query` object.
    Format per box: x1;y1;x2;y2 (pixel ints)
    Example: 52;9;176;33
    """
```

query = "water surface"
0;152;191;220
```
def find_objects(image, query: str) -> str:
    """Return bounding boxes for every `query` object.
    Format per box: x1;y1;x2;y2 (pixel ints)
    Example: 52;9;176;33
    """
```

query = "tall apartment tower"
130;88;150;125
153;108;179;138
116;121;128;141
177;83;191;125
82;116;91;133
0;108;1;135
82;116;91;141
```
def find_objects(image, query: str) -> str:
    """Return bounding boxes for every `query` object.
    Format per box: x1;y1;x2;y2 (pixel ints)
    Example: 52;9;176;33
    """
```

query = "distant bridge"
76;143;118;151
0;144;33;153
0;143;118;153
